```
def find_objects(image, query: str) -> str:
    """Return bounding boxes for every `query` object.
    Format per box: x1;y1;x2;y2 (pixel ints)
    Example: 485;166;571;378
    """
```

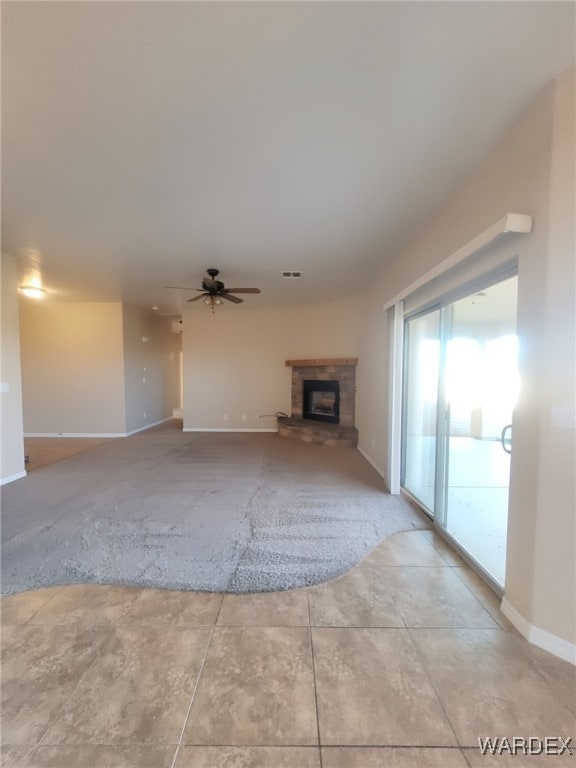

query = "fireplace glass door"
303;380;340;424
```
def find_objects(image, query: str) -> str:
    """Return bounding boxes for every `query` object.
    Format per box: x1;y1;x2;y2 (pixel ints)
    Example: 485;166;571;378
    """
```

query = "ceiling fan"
166;268;261;310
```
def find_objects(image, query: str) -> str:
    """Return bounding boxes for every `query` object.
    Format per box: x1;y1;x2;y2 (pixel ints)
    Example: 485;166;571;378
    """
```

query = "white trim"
357;445;388;484
1;470;27;485
183;428;277;433
24;417;173;439
529;625;576;666
388;301;404;494
501;598;576;665
24;432;125;438
382;213;532;311
125;417;172;436
500;597;532;636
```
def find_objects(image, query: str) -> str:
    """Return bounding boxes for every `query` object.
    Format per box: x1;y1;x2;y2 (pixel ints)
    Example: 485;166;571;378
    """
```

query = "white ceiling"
2;2;574;315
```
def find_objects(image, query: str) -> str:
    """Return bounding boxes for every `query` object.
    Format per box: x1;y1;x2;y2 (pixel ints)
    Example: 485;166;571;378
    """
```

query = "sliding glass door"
402;275;518;586
402;309;440;514
440;277;518;585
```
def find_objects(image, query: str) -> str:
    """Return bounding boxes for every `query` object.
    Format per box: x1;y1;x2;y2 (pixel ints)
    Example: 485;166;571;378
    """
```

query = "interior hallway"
2;525;574;768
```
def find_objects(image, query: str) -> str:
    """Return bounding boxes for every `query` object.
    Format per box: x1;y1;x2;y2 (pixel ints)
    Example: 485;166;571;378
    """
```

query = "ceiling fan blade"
223;288;261;294
164;285;200;290
220;293;244;304
187;293;208;302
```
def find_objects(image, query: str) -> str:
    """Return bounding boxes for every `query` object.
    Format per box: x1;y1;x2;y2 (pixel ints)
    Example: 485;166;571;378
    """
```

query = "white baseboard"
183;428;277;433
357;445;388;483
125;417;172;436
24;417;173;440
501;597;576;665
24;432;125;438
1;470;27;486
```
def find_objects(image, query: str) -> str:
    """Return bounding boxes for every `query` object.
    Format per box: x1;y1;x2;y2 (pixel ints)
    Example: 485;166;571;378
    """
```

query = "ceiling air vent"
282;271;302;278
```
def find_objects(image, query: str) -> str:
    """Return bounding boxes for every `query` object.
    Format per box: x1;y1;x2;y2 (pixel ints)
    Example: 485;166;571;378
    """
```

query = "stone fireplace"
278;358;358;446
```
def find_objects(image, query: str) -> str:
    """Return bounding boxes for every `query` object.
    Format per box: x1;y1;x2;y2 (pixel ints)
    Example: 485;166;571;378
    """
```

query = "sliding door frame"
392;265;519;593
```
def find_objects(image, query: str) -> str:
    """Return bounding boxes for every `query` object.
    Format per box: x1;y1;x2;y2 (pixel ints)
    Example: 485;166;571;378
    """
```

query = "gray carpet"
1;421;430;595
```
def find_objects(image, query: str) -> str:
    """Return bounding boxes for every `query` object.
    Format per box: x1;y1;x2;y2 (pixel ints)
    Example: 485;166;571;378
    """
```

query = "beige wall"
18;301;179;437
358;71;555;480
122;304;179;434
19;302;126;434
170;330;183;412
356;68;575;654
531;67;575;645
1;253;26;483
182;297;363;430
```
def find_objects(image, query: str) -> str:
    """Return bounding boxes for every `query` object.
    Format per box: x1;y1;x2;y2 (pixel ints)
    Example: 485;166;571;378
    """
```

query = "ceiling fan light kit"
204;295;223;312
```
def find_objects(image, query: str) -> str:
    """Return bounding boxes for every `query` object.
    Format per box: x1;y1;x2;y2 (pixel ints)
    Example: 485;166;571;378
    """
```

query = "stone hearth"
279;358;358;447
277;417;358;447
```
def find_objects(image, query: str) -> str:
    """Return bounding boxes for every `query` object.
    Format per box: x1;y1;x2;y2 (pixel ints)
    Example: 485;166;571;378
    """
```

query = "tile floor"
1;529;575;768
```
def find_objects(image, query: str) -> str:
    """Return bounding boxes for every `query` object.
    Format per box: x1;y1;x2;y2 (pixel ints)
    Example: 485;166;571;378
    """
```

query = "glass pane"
402;310;440;513
442;276;518;585
310;391;336;416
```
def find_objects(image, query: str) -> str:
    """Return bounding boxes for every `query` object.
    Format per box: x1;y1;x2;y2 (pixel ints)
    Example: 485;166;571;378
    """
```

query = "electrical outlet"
242;414;246;421
143;412;147;418
223;414;229;421
371;437;376;448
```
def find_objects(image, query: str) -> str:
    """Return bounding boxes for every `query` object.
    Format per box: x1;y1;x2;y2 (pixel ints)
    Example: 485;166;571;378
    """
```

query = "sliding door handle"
501;424;512;454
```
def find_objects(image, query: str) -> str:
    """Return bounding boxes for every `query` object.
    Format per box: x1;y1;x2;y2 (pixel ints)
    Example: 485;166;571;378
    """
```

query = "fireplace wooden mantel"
285;358;358;367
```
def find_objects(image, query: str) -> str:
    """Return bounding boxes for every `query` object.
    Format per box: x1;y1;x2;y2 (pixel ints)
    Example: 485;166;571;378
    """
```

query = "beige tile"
1;625;19;641
465;749;576;766
174;746;321;767
409;628;576;746
1;588;61;625
308;568;404;627
378;567;499;628
1;625;109;745
322;747;469;767
362;530;449;567
183;627;318;746
217;590;309;626
40;626;212;745
28;585;141;626
122;589;222;626
0;746;35;768
450;567;510;629
312;627;456;746
420;530;466;566
22;746;175;768
524;643;576;716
